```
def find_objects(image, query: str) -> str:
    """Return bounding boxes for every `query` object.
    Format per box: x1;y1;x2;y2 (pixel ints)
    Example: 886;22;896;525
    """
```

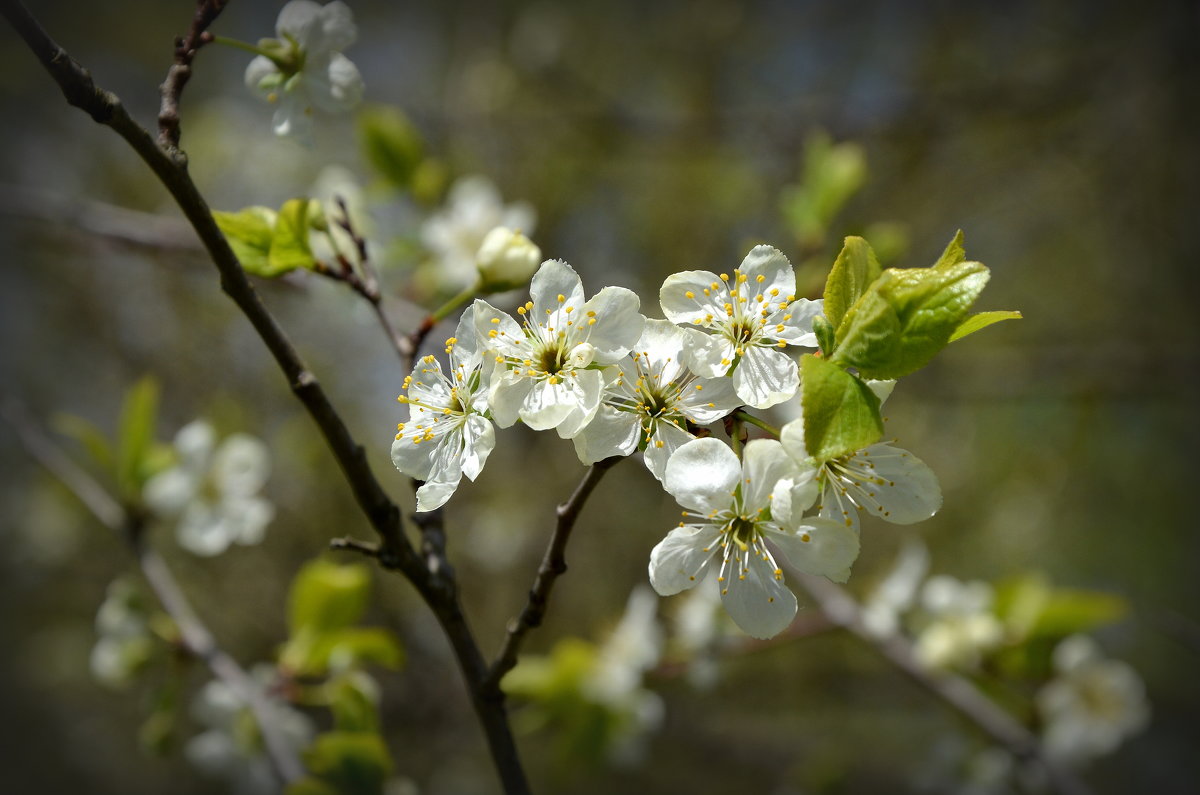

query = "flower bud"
568;342;596;369
476;226;542;291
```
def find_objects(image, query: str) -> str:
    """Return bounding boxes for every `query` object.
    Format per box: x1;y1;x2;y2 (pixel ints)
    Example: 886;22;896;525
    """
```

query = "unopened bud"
476;226;542;291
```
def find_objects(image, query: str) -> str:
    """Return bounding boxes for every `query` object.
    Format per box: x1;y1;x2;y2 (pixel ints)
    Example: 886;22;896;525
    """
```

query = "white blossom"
143;421;275;556
473;259;644;438
1037;635;1149;764
572;319;739;479
421;176;536;290
391;313;496;512
913;575;1005;670
649;437;859;639
475;226;542;291
244;1;364;142
660;245;822;408
860;539;930;638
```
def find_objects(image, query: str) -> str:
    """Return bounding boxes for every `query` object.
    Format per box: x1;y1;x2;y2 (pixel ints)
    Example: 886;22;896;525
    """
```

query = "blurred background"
1;0;1197;792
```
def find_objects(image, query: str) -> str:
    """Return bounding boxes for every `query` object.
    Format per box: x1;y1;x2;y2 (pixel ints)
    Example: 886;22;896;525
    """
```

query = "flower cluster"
392;242;959;638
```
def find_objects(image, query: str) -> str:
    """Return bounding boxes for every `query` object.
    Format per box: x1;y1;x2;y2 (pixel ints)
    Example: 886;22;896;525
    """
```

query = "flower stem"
210;35;279;61
734;410;779;438
430;281;481;324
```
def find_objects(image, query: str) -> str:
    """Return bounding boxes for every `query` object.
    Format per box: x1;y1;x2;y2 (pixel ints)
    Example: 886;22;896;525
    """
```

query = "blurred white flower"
860;539;930;638
912;575;1004;670
672;576;723;689
143;420;275;556
186;665;315;795
421;176;536;290
1037;635;1149;764
89;577;154;689
244;1;364;142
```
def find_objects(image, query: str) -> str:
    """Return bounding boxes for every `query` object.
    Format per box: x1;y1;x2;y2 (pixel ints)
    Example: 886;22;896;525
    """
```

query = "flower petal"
487;369;531;428
664;437;740;514
677;373;740;424
681;327;733;378
307;53;364;112
736;245;794;305
579;287;644;363
740;439;791;514
276;0;322;43
573;405;640;464
551;369;606;439
659;270;726;325
643;420;694;482
731;346;798;409
391;432;435;481
856;443;942;524
648;524;721;596
719;556;798;639
768;297;822;347
461;415;496;481
768;519;861;583
530;259;585;318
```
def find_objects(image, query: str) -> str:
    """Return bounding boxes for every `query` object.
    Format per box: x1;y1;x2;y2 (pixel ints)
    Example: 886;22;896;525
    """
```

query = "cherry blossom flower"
473;259;644;438
572;319;739;479
244;1;364;142
391;314;495;512
421;176;536;290
659;245;822;408
648;438;859;639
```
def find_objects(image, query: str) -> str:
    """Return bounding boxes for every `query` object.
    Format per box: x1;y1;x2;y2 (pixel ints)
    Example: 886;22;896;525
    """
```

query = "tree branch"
793;572;1095;795
484;457;620;693
158;0;226;151
0;399;305;785
2;4;529;791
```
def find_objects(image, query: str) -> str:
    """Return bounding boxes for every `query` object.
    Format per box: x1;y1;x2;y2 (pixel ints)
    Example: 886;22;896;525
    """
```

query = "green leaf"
832;261;990;380
214;206;276;275
933;229;966;270
267;198;317;274
357;105;425;190
811;314;836;358
823;236;882;331
780;131;867;248
52;413;114;473
949;310;1023;342
280;626;404;677
288;559;371;636
116;376;159;497
301;732;393;795
799;354;884;462
1032;591;1129;638
328;674;381;732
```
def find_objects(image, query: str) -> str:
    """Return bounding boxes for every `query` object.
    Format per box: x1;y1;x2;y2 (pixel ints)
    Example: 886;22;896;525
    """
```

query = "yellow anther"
695;384;703;390
738;273;748;283
397;396;409;403
756;274;765;283
490;317;500;324
587;317;596;325
801;533;811;542
770;288;779;296
711;281;719;290
777;341;787;347
685;290;695;299
517;306;526;315
549;376;560;384
720;273;729;281
565;306;574;313
557;294;565;303
495;355;504;363
654;440;664;448
488;330;498;338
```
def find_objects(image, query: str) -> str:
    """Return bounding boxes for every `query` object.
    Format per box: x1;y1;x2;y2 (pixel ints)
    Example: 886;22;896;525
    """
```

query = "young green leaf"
800;354;884;462
288;559;371;636
300;732;393;795
932;229;966;270
116;376;159;498
213;206;276;275
823;236;882;331
357;105;425;190
949;310;1023;342
811;313;836;358
53;413;115;474
832;262;990;380
267;198;317;274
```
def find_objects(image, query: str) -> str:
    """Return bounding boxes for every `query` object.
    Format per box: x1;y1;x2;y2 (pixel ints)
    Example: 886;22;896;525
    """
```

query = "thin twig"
484;457;621;693
328;536;382;559
1;5;529;792
793;572;1095;795
0;400;305;785
158;0;226;151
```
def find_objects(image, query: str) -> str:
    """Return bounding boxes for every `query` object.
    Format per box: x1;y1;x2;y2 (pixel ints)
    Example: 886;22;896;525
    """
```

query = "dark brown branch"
158;0;226;151
794;572;1094;795
0;399;305;785
1;5;528;792
484;457;620;693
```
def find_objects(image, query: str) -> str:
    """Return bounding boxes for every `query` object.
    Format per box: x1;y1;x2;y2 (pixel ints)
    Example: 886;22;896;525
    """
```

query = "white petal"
472;300;526;359
779;417;808;465
244;55;279;95
143;468;198;516
740;439;791;513
719;556;798;639
223;497;275;546
549;369;605;439
391;432;435;481
573;405;640;464
313;1;357;52
681;327;733;378
736;246;795;304
648;524;721;595
529;259;585;317
307;52;363;112
276;0;322;43
629;318;688;382
659;270;727;325
211;434;270;498
731;346;798;409
855;443;942;524
768;519;861;583
664;437;739;515
767;297;822;347
415;475;459;512
174;420;216;471
176;503;232;557
271;90;313;142
519;378;579;431
866;379;896;405
643;421;694;482
678;374;740;424
578;287;644;363
460;415;496;481
487;369;531;428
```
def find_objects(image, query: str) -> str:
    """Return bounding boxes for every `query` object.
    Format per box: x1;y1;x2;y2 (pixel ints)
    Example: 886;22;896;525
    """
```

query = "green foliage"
327;673;382;733
823;236;882;330
811;314;836;358
950;310;1023;342
115;376;160;499
832;247;990;380
214;199;317;277
780;131;867;249
799;354;883;462
357;105;425;191
291;732;393;795
53;413;115;474
994;574;1129;641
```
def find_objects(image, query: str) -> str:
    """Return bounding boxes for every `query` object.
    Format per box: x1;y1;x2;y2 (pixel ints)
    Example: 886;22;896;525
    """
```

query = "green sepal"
949;310;1023;342
832;261;990;380
811;314;836;358
357;105;425;191
799;354;883;462
823;235;882;331
267;199;317;274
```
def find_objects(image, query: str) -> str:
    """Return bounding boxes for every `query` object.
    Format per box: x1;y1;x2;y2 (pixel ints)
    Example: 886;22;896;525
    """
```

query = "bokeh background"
1;0;1197;792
